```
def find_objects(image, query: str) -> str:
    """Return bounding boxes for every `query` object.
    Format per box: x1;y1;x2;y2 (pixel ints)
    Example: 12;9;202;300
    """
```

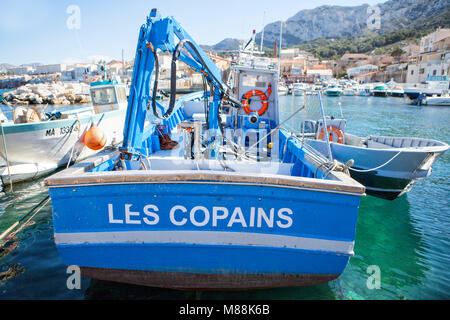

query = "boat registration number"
45;126;80;137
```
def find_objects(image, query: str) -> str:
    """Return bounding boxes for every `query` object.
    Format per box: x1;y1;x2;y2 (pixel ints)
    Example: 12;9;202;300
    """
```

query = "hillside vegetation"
295;9;450;59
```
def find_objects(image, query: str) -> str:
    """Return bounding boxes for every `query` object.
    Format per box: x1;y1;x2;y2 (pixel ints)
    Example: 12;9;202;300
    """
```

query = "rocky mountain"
212;38;244;51
201;38;244;51
0;63;16;73
249;0;450;47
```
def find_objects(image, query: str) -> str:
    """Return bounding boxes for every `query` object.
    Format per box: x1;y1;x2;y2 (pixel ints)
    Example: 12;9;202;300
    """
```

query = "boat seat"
366;140;391;149
368;136;440;148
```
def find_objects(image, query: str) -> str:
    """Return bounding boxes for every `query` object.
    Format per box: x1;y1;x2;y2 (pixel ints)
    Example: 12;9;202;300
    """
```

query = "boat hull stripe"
54;231;354;255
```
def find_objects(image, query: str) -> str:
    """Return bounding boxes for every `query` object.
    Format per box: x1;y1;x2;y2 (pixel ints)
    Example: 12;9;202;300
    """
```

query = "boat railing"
0;104;95;124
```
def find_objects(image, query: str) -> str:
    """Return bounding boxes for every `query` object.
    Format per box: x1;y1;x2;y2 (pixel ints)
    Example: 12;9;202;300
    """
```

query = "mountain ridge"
207;0;450;51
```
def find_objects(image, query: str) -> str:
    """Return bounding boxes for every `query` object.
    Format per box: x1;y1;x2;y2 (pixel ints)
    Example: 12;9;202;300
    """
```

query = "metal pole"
278;21;283;78
260;11;266;52
318;92;333;161
0;123;13;191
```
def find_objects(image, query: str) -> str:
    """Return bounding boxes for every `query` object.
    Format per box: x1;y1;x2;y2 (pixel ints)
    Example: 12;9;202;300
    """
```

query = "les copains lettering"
108;204;293;229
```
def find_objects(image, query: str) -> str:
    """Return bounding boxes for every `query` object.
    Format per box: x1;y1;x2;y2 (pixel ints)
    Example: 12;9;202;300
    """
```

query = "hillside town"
1;28;449;106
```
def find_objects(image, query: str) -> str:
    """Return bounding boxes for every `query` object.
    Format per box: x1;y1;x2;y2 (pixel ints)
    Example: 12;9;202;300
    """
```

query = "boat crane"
119;8;240;161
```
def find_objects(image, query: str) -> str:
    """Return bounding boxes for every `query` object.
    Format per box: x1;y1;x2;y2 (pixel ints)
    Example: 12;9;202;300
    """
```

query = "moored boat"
405;76;450;100
372;84;388;97
421;94;450;106
302;118;448;200
0;79;127;187
45;9;365;290
292;83;308;96
278;84;289;96
324;85;343;97
355;85;372;96
343;87;355;96
386;81;405;97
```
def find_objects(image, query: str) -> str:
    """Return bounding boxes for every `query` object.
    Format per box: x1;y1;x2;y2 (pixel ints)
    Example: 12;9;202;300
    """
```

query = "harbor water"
0;95;449;300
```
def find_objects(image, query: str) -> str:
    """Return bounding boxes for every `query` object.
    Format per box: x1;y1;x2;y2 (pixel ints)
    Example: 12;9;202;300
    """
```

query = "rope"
7;197;51;239
0;196;50;242
243;105;306;160
218;145;257;162
66;119;82;169
348;151;402;173
0;122;13;191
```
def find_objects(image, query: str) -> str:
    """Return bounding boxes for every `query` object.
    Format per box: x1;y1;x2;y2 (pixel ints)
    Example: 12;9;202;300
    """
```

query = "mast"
278;21;283;78
260;11;266;52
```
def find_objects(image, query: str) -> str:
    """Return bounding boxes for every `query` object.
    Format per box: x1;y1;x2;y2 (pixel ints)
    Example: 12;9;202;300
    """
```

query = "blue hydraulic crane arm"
120;9;231;160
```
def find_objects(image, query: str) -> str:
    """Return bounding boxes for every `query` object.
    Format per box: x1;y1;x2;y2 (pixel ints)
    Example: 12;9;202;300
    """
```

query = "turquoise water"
0;95;448;300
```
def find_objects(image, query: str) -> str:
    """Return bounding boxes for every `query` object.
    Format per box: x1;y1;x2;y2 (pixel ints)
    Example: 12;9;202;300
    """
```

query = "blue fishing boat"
45;9;365;289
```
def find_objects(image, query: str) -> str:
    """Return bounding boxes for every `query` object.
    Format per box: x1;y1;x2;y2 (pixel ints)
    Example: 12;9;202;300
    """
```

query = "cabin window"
411;70;414;75
117;87;127;102
433;70;437;76
241;74;269;89
91;87;117;105
419;68;425;74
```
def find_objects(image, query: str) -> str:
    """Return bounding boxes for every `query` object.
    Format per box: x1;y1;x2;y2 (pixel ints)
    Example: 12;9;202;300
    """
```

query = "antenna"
278;21;284;77
252;29;256;55
260;11;266;52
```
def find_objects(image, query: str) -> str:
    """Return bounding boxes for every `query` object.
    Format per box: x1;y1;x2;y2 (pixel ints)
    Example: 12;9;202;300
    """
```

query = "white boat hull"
0;108;125;186
423;97;450;106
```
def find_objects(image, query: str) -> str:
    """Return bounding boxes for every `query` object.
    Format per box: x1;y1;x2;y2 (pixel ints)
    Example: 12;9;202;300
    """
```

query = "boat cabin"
89;81;128;114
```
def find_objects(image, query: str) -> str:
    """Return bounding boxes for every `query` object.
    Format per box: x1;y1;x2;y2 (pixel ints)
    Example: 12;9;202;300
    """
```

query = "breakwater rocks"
2;82;91;105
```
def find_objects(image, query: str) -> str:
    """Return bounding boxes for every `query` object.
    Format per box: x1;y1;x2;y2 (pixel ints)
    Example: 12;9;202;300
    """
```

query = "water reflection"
341;194;427;299
84;278;338;300
0;95;448;299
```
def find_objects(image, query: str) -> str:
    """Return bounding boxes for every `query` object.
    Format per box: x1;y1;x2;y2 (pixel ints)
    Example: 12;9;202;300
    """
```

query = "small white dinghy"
303;118;449;200
422;95;450;106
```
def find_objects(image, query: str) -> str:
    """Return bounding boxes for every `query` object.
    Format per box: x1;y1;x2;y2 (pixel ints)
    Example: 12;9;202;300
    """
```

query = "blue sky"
0;0;382;66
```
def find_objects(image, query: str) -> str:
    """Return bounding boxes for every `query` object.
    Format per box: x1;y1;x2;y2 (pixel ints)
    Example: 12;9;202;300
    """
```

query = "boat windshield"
91;87;117;105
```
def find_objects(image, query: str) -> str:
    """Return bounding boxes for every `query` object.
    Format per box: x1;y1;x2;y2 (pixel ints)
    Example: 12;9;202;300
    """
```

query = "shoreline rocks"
2;81;91;105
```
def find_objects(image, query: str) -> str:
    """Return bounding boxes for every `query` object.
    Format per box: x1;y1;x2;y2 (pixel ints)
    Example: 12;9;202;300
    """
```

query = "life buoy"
318;126;344;144
241;83;272;116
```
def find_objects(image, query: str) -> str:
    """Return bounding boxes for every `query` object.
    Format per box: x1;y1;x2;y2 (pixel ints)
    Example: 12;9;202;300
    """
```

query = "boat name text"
107;204;293;229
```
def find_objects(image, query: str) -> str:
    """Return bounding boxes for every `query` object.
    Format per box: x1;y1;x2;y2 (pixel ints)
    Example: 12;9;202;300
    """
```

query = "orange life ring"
241;83;272;116
318;126;344;144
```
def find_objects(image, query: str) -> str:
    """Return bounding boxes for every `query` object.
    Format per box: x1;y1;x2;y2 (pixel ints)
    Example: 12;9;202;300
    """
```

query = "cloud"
62;57;85;65
86;55;112;63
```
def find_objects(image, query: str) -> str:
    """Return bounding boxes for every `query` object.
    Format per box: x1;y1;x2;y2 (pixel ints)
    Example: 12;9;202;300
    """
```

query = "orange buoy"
84;125;106;150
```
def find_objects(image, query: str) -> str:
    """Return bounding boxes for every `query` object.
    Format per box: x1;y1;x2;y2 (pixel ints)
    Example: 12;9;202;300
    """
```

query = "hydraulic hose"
149;38;242;120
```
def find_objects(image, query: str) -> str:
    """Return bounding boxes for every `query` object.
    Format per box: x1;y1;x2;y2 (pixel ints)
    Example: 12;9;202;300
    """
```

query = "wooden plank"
46;167;364;194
